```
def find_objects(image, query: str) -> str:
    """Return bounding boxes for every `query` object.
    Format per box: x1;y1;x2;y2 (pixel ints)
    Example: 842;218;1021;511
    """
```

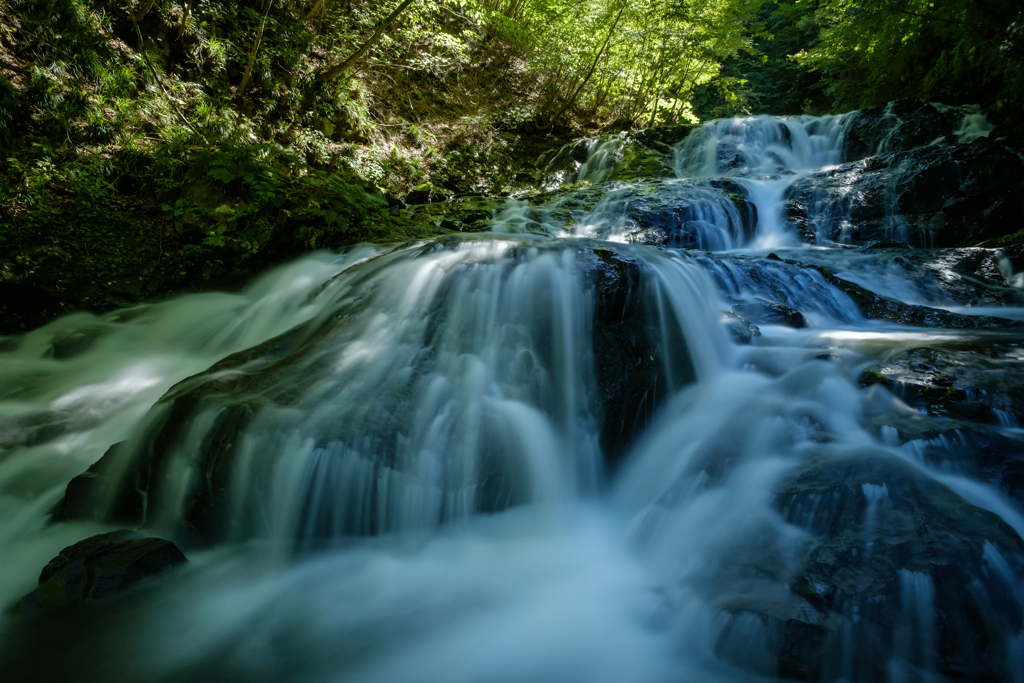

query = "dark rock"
732;300;807;328
14;530;186;616
404;183;435;205
52;241;699;538
776;453;1024;682
861;344;1024;428
841;98;966;160
786;140;1024;247
780;256;1022;329
721;310;760;343
588;247;696;466
52;442;144;526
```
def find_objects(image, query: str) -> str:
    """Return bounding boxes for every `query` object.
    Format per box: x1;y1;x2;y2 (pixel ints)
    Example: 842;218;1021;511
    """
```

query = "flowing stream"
1;109;1023;682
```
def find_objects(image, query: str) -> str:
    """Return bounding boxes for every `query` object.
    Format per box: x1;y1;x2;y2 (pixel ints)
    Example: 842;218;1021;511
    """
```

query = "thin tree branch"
316;0;417;83
239;0;274;95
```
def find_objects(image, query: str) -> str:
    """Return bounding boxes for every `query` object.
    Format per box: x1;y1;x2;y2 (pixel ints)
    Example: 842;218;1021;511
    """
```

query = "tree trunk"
135;0;156;21
306;0;325;21
553;4;626;122
238;0;274;96
177;0;194;39
316;0;418;83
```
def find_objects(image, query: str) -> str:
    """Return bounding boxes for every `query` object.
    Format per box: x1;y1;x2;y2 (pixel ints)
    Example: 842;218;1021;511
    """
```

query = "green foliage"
796;0;1024;115
0;79;19;151
529;0;766;124
294;172;390;248
692;0;828;118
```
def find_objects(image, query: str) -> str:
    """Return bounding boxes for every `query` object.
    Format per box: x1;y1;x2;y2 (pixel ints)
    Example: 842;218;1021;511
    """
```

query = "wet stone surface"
14;530;186;616
861;344;1024;427
52;241;700;540
841;98;968;160
774;453;1024;682
786;139;1024;247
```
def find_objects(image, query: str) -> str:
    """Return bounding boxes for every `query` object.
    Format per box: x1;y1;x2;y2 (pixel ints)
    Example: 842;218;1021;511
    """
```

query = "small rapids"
2;105;1024;683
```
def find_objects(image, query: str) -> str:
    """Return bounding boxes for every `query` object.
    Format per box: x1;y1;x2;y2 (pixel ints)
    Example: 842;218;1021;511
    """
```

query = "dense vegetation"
1;0;1021;330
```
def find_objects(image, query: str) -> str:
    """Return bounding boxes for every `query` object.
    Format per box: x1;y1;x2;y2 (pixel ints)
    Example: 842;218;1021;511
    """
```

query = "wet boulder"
624;179;758;249
881;421;1024;510
538;135;675;190
51;240;701;540
506;178;758;246
779;256;1022;329
861;344;1024;428
50;322;323;543
634;124;695;150
852;245;1024;307
786;139;1024;247
608;144;674;182
14;530;186;616
404;183;440;205
587;247;697;465
721;310;761;344
841;98;967;160
774;452;1024;682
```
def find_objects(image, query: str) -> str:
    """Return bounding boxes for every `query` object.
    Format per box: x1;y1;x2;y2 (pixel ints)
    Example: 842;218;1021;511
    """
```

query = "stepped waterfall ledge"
2;102;1024;683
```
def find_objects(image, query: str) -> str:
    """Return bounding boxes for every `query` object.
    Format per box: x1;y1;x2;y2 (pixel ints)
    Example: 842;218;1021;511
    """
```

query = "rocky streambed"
1;100;1023;682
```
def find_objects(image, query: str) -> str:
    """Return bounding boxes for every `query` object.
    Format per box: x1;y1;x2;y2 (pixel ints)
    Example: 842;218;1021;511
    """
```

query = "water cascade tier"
1;98;1024;683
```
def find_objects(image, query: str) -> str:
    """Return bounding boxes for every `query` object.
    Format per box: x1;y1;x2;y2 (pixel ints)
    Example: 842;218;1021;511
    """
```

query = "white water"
2;109;1023;683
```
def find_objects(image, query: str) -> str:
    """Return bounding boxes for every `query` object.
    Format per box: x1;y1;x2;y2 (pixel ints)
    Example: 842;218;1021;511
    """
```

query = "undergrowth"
0;0;571;331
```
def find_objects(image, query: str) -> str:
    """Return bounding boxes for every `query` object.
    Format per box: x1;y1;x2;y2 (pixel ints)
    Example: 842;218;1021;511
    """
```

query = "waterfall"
1;107;1023;683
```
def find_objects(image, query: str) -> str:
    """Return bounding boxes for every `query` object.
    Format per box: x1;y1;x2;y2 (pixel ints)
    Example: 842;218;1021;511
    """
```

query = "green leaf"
208;168;237;183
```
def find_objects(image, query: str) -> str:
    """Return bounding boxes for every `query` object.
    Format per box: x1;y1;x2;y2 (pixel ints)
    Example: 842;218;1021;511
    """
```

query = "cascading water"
2;106;1024;683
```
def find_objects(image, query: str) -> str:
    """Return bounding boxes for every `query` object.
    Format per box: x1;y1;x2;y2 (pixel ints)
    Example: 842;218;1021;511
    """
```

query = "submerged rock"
14;530;186;616
721;310;760;344
786;139;1024;247
773;453;1024;681
731;299;806;329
